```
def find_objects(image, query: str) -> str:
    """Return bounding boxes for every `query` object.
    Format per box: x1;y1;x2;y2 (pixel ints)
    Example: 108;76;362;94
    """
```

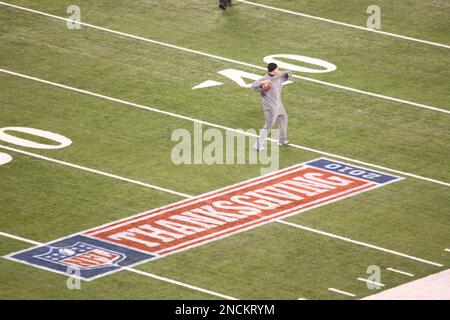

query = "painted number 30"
0;127;72;167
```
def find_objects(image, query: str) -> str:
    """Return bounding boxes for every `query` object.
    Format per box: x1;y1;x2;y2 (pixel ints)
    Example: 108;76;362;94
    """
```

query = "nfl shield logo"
8;235;156;279
35;242;126;270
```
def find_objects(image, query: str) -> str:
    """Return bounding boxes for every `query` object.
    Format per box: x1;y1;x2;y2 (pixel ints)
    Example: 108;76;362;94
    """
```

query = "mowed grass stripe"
0;1;448;115
0;83;442;297
1;2;448;295
236;0;450;49
140;220;434;300
1;67;449;188
0;221;420;299
0;156;413;299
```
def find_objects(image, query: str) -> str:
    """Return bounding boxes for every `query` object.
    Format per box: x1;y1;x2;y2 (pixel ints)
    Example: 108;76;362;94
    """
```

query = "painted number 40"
193;53;337;90
0;127;72;167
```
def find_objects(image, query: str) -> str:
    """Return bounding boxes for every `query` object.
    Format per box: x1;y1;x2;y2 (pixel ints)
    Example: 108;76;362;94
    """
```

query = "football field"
0;0;449;300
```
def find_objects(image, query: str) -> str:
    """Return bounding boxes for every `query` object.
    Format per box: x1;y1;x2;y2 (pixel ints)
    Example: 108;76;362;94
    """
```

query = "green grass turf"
0;1;449;181
0;0;449;299
239;0;450;45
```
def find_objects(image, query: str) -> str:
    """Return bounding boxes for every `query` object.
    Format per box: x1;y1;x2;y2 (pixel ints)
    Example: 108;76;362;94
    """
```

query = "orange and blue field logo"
36;242;125;270
6;158;402;280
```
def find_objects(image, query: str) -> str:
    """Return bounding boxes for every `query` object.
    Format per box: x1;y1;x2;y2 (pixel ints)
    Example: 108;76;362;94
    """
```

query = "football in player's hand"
261;80;272;92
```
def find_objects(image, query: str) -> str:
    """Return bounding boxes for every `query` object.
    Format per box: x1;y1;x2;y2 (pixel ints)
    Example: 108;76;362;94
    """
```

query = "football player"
251;63;292;151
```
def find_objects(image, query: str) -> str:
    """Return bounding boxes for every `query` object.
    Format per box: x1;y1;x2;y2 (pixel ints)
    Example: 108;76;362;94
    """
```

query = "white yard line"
1;67;450;188
237;0;450;50
0;232;41;246
387;268;414;277
0;144;191;198
328;288;356;297
276;220;443;267
357;277;385;287
0;231;236;300
445;249;450;253
0;1;448;115
362;269;450;300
